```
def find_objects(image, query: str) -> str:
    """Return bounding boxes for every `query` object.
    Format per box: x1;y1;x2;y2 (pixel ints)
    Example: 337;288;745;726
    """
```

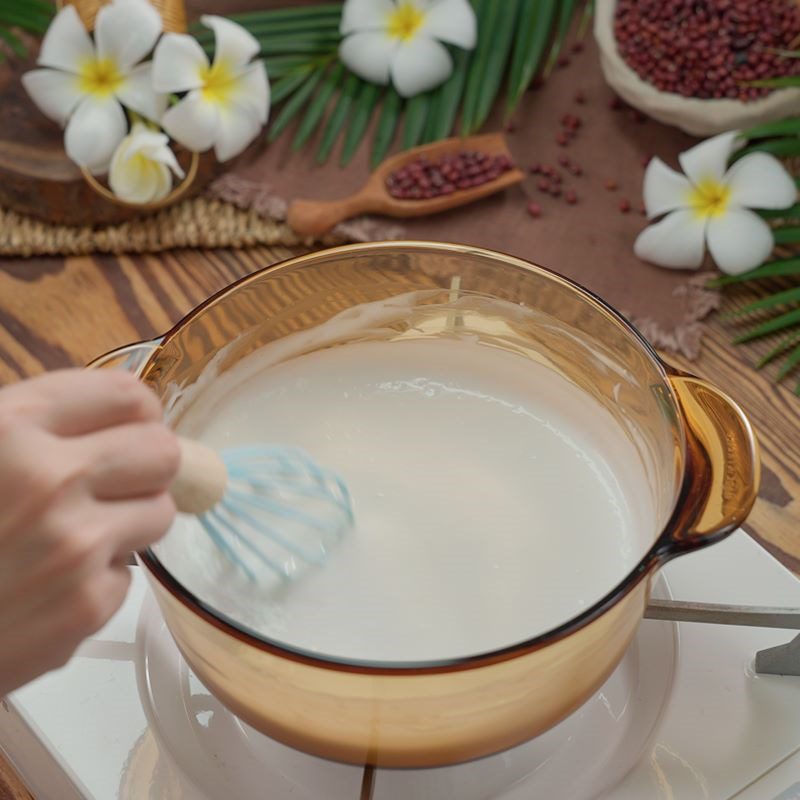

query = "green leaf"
757;332;800;368
0;26;26;57
0;7;52;31
709;257;800;286
193;16;340;41
292;63;345;151
261;55;320;79
254;36;340;57
460;0;494;135
316;72;360;164
734;308;800;343
223;4;343;25
770;47;800;58
402;93;430;149
268;67;325;142
506;0;558;114
545;0;579;74
340;81;381;166
270;67;314;105
758;202;800;220
772;227;800;245
732;138;800;161
472;0;520;130
577;0;595;39
423;49;469;142
371;88;403;167
726;285;800;316
743;117;800;139
747;75;800;89
777;341;800;381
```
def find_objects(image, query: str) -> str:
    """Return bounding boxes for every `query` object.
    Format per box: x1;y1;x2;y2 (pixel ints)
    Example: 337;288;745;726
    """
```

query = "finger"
8;369;163;437
81;421;180;500
0;565;132;693
100;492;177;556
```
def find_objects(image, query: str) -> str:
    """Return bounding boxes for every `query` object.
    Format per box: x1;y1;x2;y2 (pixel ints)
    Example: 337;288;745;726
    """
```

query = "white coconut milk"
157;336;656;662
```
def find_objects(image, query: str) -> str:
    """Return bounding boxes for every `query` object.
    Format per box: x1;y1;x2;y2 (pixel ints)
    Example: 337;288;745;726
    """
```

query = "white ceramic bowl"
594;0;800;136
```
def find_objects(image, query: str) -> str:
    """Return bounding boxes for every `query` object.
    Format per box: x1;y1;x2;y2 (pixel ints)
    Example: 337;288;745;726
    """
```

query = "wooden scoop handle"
170;437;228;515
287;193;374;236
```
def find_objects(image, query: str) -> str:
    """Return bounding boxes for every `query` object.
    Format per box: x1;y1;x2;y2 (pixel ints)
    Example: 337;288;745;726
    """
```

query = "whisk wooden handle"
170;437;228;515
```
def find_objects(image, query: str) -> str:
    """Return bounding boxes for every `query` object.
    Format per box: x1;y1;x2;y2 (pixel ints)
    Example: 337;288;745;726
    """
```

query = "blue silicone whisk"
170;437;353;580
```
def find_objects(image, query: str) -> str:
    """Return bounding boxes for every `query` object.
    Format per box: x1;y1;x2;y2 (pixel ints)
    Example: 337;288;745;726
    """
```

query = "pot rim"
137;240;692;674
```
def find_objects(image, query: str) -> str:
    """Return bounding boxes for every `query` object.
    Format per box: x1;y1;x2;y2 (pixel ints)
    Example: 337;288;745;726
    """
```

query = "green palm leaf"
0;0;54;62
733;308;800;343
757;332;800;368
709;257;800;286
726;285;800;316
208;1;587;164
506;0;558;115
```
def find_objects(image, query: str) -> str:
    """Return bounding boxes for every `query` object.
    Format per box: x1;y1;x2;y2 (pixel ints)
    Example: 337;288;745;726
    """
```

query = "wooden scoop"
286;132;524;237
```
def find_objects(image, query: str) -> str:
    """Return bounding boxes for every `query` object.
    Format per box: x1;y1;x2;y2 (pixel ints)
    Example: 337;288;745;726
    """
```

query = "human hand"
0;369;179;695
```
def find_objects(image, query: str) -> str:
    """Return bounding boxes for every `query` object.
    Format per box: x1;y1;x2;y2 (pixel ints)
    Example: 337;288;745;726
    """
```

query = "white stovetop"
2;530;800;800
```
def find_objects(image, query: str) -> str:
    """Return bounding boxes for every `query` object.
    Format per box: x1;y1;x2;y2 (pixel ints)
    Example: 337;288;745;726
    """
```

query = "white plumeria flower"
339;0;476;98
108;121;184;204
635;131;797;276
21;0;165;174
152;16;269;163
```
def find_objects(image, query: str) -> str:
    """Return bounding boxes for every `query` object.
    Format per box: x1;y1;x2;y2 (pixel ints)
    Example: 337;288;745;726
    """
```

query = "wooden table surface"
1;244;799;798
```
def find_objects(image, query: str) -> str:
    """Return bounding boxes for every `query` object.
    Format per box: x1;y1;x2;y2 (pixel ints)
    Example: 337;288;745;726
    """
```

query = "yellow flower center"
77;57;124;98
199;59;237;105
687;178;731;219
387;2;425;41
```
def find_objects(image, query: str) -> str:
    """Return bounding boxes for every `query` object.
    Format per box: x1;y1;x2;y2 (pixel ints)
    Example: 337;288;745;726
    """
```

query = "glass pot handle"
662;371;760;556
86;338;163;377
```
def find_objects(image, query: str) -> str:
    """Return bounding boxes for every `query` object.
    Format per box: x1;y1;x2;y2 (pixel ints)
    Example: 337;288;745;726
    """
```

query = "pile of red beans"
386;151;515;200
614;0;800;101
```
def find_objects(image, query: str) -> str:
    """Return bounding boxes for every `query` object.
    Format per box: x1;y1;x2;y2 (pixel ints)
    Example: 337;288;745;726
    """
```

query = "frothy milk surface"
158;337;655;662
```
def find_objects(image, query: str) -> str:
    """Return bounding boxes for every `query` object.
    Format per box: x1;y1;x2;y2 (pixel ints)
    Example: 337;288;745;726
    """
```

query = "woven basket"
64;0;187;33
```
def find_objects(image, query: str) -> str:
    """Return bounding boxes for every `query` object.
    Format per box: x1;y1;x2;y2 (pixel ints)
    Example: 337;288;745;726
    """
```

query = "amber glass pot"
91;242;759;769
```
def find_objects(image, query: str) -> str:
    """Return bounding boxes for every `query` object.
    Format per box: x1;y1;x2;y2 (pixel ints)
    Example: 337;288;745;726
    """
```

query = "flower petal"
339;31;396;86
21;68;84;125
95;0;162;71
706;208;775;275
116;62;167;122
161;90;219;152
340;0;395;34
633;209;708;270
153;33;208;93
201;15;260;74
64;96;127;171
109;122;178;203
214;105;262;162
391;34;452;97
724;152;797;210
642;157;693;219
421;0;477;48
678;130;741;187
230;61;270;125
38;4;94;74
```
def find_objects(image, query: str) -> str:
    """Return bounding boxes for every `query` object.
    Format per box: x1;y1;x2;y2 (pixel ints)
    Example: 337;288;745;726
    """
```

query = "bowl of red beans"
594;0;800;135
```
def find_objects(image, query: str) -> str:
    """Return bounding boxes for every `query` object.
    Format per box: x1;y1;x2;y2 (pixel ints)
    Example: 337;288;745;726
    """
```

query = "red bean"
565;189;578;204
527;202;542;218
614;0;800;101
386;149;515;199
